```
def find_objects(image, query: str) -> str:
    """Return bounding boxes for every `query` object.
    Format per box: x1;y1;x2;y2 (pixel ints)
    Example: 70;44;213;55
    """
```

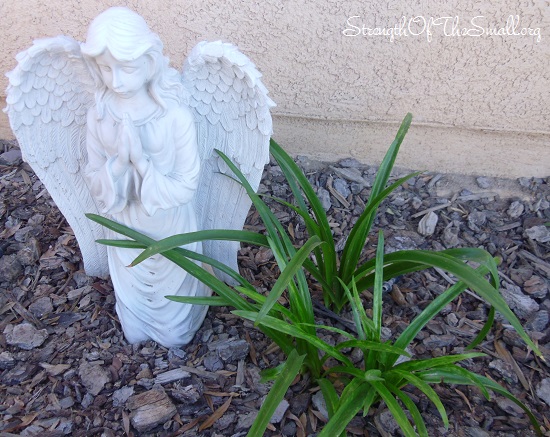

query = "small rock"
268;399;289;424
488;359;518;384
332;178;350;198
295;156;326;173
331;166;369;185
501;282;539;319
418;211;438;236
312;391;328;420
78;362;110;396
464;427;491;437
423;334;456;349
171;383;201;404
29;297;53;317
4;323;48;350
525;225;550;243
0;351;16;369
154;368;191;385
467;210;486;231
317;187;331;211
0;149;22;165
476;177;492;189
127;386;176;433
536;378;550;406
214;411;236;430
507;201;524;219
338;157;364;168
203;352;224;371
282;421;297;436
525;310;549;333
290;392;310;415
207;338;249;362
17;237;41;266
496;397;524;416
0;254;24;282
443;223;460;248
523;276;548;300
81;393;94;408
236;411;258;431
375;409;400;435
113;386;134;407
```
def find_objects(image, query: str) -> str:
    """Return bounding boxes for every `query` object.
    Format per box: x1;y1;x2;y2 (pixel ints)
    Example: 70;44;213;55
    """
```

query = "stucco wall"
1;0;549;177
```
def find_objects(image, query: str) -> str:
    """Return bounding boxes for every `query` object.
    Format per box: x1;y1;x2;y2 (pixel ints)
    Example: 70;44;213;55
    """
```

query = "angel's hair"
81;7;185;118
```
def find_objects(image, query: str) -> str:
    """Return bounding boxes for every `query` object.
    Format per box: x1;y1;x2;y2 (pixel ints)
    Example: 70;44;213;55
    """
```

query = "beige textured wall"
1;0;549;177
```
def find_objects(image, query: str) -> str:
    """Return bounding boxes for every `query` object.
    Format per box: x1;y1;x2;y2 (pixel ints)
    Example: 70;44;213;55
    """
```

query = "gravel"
0;138;549;435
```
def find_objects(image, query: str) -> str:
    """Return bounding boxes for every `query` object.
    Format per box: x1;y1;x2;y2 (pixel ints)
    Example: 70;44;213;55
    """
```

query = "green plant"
88;113;543;436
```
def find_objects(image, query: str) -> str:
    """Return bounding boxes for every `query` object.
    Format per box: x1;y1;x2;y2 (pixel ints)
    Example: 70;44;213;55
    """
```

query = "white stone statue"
4;7;274;347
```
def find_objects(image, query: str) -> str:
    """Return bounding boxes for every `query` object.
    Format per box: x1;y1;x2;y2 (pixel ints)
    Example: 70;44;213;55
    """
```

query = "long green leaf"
131;230;269;266
166;296;228;306
370;380;418;437
255;235;322;326
233;310;353;367
388;384;429;437
317;379;368;437
392;353;485;373
247;349;305;437
388;369;448;427
339;113;413;285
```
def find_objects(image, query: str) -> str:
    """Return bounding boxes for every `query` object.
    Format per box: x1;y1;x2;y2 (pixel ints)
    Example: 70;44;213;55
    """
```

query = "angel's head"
81;7;184;117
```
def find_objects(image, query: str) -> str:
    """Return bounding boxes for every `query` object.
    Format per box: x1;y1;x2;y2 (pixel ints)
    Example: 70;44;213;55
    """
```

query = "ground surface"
0;139;549;436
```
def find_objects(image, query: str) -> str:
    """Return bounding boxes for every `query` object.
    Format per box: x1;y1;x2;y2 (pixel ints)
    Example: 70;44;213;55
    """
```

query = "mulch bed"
0;138;549;436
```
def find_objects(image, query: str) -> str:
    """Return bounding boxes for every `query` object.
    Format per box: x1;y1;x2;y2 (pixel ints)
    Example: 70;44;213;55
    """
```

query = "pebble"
312;391;328;419
525;310;549;332
269;399;289;423
501;282;540;319
78;362;110;396
507;200;524;218
4;323;48;350
330;166;369;185
207;338;249;362
418;211;439;236
333;178;350;198
29;297;53;317
0;351;16;369
536;378;550;406
443;223;460;247
467;210;487;231
0;254;24;282
338;157;364;168
236;412;258;431
0;149;22;165
317;187;331;211
476;177;492;189
290;392;310;415
112;386;134;407
17;237;41;265
127;386;177;433
464;427;491;437
525;225;550;243
488;359;518;384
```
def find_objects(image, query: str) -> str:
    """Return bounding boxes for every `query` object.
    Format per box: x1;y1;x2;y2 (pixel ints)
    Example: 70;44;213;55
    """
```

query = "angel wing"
4;36;109;278
182;41;275;282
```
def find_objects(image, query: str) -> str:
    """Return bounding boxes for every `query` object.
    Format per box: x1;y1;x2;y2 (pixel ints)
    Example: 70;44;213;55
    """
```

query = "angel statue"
5;7;274;347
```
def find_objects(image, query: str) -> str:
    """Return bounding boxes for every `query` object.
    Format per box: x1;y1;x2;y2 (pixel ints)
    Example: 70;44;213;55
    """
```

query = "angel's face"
95;50;150;99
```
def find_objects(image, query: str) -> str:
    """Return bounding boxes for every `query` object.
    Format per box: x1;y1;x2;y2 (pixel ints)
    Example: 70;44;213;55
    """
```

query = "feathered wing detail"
4;36;109;277
182;41;275;281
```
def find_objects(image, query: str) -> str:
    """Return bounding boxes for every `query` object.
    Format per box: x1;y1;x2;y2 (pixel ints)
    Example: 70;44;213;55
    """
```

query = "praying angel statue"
5;7;274;347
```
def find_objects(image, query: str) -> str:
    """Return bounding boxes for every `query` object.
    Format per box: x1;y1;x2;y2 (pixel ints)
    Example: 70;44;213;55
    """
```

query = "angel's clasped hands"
113;113;149;177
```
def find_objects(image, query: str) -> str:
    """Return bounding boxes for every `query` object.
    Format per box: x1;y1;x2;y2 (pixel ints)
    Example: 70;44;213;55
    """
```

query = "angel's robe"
84;101;210;347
